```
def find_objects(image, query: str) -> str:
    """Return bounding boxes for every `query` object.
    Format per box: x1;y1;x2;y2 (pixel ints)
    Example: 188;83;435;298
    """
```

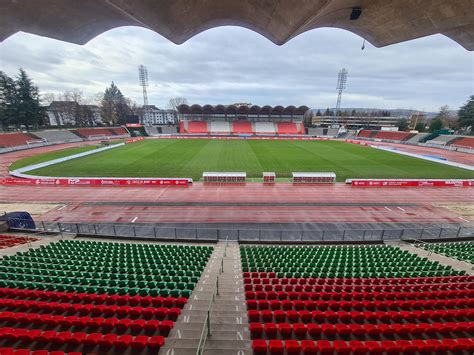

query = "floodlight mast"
138;65;149;124
334;68;348;126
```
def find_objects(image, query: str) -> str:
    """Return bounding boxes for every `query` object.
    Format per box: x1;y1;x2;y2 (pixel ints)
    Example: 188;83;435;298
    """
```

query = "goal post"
26;139;47;148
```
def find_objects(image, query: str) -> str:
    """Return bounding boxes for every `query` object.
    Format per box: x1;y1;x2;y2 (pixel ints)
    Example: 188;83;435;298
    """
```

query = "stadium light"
138;65;149;124
334;68;348;126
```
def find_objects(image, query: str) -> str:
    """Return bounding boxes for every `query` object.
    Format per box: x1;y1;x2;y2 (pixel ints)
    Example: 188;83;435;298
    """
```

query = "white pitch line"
131;216;138;223
397;207;407;212
459;216;470;223
384;206;393;212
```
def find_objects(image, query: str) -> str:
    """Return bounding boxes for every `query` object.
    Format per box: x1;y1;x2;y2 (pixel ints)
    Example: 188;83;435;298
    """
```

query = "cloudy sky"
1;26;473;112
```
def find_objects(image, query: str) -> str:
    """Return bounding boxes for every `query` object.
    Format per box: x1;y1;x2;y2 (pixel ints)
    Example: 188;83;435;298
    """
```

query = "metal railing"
25;220;474;243
196;258;223;355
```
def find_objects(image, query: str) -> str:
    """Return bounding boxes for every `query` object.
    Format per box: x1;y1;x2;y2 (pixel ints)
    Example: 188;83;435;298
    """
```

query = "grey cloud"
1;26;473;111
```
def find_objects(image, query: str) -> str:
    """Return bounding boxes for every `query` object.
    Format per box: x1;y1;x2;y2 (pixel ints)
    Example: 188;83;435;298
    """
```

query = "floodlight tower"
138;65;149;124
334;68;348;126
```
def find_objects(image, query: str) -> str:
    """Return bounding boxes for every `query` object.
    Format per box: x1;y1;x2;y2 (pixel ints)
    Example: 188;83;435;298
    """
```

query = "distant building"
312;115;408;129
142;105;178;125
46;101;104;127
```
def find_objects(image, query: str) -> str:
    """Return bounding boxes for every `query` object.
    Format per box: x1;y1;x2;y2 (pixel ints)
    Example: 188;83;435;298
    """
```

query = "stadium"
1;1;474;355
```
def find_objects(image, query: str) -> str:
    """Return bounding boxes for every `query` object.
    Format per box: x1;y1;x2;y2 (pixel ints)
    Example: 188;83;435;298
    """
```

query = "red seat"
307;323;322;337
366;341;383;354
252;339;267;354
269;340;284;355
36;330;57;343
411;340;433;353
114;334;133;349
278;323;292;337
293;323;307;337
301;340;317;354
52;331;72;344
147;336;164;350
67;332;86;345
159;320;174;336
285;340;301;354
381;340;401;354
98;333;117;348
334;340;351;355
250;323;263;338
84;332;102;346
350;340;369;355
264;323;278;338
130;319;146;331
316;340;334;355
131;335;148;349
144;319;160;332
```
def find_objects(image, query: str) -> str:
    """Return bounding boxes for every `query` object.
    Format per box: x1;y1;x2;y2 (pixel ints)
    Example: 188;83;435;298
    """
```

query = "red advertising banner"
351;179;473;187
0;177;189;187
125;137;145;144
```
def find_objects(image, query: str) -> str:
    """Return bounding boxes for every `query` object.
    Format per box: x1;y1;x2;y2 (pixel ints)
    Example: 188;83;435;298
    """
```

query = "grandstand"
357;130;413;142
33;130;83;144
425;135;460;146
232;121;253;134
0;133;40;148
0;239;213;353
72;127;129;140
245;244;473;354
450;137;474;150
177;104;308;136
210;121;230;134
254;122;276;134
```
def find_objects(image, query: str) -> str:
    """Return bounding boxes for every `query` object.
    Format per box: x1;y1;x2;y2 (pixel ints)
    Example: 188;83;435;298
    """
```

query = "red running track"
37;204;464;224
364;141;474;166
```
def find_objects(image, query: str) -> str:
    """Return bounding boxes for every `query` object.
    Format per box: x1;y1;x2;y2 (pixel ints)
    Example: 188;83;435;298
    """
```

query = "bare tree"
167;97;188;111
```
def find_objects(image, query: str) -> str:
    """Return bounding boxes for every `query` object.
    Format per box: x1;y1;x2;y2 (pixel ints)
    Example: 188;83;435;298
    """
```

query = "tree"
14;68;45;129
0;71;17;130
429;118;443;132
100;82;131;125
167;97;188;111
415;122;425;132
351;109;357;116
315;109;322;116
436;105;457;129
396;118;409;131
458;95;474;133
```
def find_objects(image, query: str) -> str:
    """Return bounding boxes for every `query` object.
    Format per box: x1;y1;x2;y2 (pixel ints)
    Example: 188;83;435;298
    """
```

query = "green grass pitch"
14;139;474;182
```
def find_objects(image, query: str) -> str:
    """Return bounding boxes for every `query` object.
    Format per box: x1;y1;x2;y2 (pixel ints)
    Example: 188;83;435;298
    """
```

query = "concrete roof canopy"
1;0;473;50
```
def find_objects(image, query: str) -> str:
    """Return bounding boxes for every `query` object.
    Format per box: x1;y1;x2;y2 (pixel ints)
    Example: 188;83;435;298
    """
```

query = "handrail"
224;236;229;257
400;236;434;255
196;275;220;355
416;240;473;260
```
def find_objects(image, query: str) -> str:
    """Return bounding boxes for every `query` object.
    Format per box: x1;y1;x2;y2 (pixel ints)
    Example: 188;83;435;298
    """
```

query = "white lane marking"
57;205;67;211
384;206;393;212
166;349;174;355
397;207;407;212
459;216;470;223
131;216;138;223
236;331;243;340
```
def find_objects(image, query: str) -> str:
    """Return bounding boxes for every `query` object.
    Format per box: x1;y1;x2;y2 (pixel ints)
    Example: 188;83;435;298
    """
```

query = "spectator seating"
276;123;301;135
160;126;178;134
0;235;38;249
0;240;212;353
451;137;474;149
187;121;209;134
357;130;375;138
243;245;473;354
210;121;231;134
426;134;459;145
232;121;253;134
419;241;473;264
108;127;129;136
372;131;412;141
72;128;115;139
254;122;276;134
404;133;429;144
32;130;82;144
0;133;39;148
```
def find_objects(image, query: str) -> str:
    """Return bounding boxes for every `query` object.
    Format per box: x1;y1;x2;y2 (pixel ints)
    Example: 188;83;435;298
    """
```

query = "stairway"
160;241;250;355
